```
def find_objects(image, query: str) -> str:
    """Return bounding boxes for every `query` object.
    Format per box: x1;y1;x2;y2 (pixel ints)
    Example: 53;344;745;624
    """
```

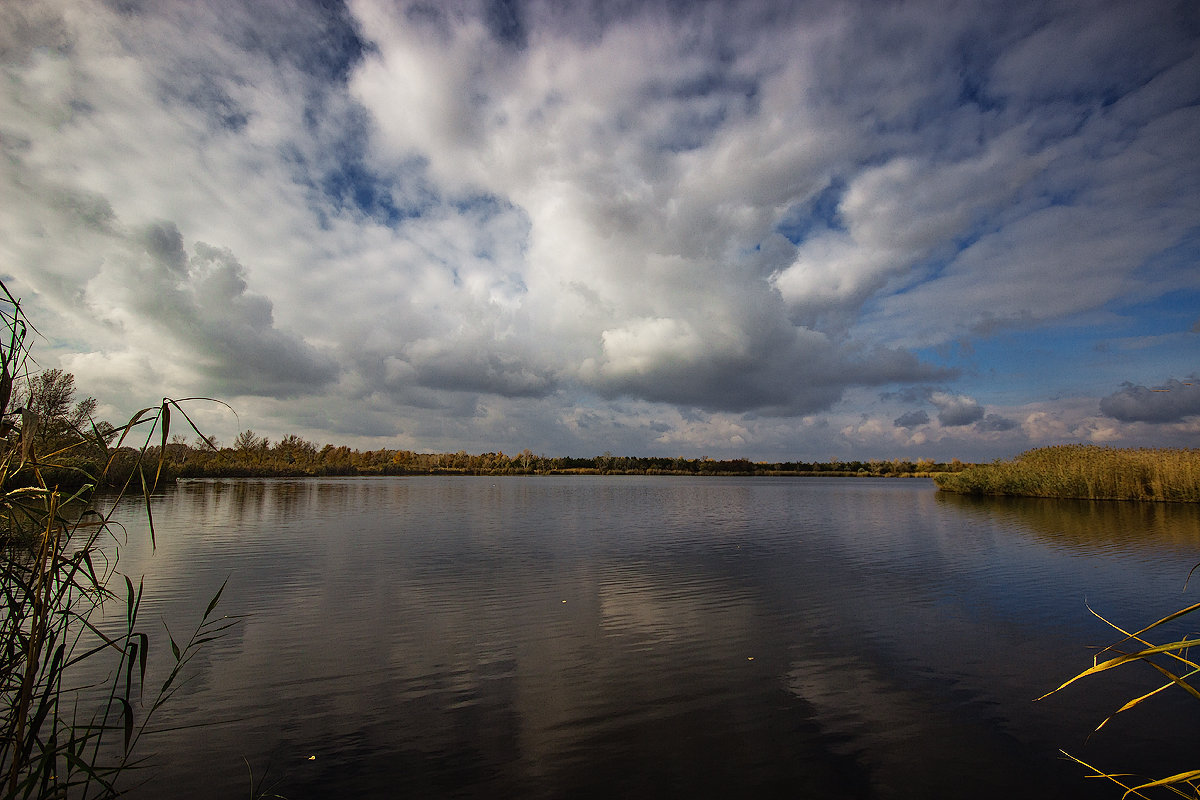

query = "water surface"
95;476;1200;798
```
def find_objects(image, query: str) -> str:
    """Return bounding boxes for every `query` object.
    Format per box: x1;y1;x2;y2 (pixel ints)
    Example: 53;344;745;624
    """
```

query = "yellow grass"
934;445;1200;502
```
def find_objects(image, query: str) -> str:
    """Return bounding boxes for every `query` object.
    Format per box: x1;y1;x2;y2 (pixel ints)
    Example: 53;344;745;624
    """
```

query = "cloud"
894;410;930;429
343;0;977;415
578;316;952;414
1099;378;1200;423
975;414;1018;432
931;392;985;427
88;223;340;397
772;131;1048;329
881;386;936;405
0;0;1196;460
406;337;558;398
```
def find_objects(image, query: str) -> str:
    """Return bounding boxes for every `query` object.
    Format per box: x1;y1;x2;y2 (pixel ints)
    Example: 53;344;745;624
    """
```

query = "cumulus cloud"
894;410;930;429
975;414;1018;432
96;225;339;396
931;393;985;428
339;0;966;415
1099;378;1200;423
0;0;1196;458
772;132;1048;329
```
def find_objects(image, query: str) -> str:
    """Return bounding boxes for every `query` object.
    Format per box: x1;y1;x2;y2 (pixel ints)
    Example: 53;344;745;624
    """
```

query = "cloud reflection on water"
95;476;1200;798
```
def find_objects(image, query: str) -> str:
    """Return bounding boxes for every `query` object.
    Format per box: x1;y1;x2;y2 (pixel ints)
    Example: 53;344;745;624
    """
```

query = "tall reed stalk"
0;280;235;798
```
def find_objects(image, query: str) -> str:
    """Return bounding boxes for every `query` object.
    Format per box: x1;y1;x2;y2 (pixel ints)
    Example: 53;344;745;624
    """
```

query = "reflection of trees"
167;478;418;531
936;492;1200;552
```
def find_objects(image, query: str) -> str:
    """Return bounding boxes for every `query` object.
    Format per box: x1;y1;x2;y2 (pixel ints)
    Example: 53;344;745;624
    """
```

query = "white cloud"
772;131;1050;326
0;0;1195;459
593;318;707;379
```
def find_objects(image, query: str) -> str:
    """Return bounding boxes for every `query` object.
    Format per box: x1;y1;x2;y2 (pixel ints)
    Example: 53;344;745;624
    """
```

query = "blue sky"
0;0;1197;461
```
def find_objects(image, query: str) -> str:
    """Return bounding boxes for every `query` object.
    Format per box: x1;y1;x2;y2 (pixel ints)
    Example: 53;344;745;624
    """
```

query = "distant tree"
274;434;316;464
164;433;191;460
15;369;101;453
233;429;269;452
24;369;74;422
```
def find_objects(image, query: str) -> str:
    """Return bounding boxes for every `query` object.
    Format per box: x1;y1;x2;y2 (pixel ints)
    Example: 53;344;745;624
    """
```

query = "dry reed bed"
934;444;1200;502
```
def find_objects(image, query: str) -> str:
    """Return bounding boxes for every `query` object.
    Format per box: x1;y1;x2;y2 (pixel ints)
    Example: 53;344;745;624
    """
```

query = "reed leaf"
154;401;170;488
0;278;239;797
1058;750;1156;798
1124;771;1200;799
1045;600;1200;798
1038;640;1200;700
205;578;228;620
1141;661;1200;704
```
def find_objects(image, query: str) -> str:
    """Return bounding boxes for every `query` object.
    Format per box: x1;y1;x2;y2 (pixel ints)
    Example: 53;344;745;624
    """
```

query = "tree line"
12;369;971;487
159;437;969;480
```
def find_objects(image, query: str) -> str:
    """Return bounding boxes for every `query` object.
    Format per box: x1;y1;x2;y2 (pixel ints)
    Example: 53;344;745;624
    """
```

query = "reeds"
1038;602;1200;798
0;280;235;798
948;444;1200;792
934;445;1200;502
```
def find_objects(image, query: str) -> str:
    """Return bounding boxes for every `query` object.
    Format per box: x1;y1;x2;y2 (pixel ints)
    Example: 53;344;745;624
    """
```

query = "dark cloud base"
1100;377;1200;423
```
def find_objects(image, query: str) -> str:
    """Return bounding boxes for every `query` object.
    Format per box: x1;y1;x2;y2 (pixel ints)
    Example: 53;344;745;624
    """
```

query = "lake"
91;476;1200;798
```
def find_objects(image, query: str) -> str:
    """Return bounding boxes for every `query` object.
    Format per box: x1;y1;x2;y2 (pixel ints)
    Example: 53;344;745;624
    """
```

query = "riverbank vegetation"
0;337;972;488
934;445;1200;502
1;281;234;797
131;437;969;481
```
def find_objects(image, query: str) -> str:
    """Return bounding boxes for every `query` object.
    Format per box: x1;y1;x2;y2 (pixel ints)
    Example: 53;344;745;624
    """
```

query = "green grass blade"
154;401;170;488
205;578;229;620
119;697;134;753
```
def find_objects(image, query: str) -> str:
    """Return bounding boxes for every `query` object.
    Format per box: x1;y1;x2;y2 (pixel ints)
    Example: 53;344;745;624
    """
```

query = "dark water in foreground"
94;476;1200;799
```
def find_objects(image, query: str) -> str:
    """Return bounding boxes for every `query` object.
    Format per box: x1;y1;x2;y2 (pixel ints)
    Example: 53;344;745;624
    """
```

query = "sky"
1;0;1198;462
